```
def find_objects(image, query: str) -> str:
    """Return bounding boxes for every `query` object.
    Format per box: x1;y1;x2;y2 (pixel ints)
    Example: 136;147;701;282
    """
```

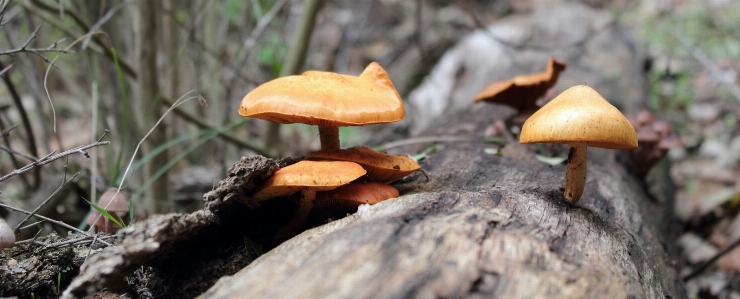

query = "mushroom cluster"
520;85;638;204
626;109;683;177
240;62;420;238
86;188;128;234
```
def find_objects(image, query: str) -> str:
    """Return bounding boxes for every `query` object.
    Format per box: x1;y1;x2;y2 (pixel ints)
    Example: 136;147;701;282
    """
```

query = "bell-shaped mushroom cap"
520;85;638;150
305;146;421;182
314;182;399;213
252;160;366;201
474;58;567;113
98;188;128;213
239;62;405;127
0;218;14;249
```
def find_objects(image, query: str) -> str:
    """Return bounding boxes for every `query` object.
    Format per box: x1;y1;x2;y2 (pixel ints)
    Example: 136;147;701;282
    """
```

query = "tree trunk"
136;0;170;214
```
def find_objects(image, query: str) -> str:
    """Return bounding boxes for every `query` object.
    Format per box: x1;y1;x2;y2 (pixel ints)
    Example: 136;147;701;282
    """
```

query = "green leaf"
84;198;124;228
484;148;501;155
484;137;507;145
410;153;426;162
536;155;567;166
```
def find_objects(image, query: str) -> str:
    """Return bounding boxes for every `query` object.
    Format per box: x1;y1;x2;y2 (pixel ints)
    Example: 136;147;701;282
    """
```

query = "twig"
0;144;38;161
0;61;11;76
18;220;43;230
0;202;111;246
0;138;109;183
14;172;79;232
672;29;740;103
374;135;483;151
683;236;740;281
0;24;73;63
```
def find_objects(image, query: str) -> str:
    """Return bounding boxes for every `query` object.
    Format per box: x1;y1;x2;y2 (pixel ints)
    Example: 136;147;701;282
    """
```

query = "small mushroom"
314;182;400;213
0;218;14;249
474;58;567;123
253;160;366;238
519;85;637;204
239;62;405;151
86;188;128;233
98;188;129;214
305;146;421;182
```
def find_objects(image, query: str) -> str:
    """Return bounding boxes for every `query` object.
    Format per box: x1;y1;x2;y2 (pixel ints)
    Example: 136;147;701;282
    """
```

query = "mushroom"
626;110;683;177
475;58;567;123
0;218;14;249
98;188;129;214
239;62;405;151
519;85;637;204
314;182;399;213
253;160;366;238
305;146;421;182
86;188;128;233
86;211;123;234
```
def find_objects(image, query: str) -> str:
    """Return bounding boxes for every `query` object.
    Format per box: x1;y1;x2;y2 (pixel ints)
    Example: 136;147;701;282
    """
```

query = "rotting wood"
198;103;687;299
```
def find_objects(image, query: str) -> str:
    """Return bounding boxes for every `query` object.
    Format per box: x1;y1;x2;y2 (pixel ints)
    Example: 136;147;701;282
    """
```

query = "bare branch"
0;202;112;247
14;172;80;233
0;61;11;76
0;144;39;161
0;139;109;183
0;24;74;62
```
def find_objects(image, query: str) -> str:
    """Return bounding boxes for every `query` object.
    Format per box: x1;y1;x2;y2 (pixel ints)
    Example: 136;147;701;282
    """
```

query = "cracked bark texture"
198;102;686;299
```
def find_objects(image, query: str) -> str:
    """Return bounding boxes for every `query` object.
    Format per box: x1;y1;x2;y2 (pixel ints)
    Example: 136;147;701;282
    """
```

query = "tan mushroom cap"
474;58;567;113
99;188;128;212
239;62;405;127
305;146;421;182
252;160;367;201
520;85;638;150
314;182;399;213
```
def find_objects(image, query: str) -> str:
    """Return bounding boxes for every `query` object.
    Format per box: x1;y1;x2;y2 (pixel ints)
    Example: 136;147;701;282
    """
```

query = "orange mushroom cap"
252;160;367;201
314;182;399;213
474;58;567;113
519;85;638;150
239;62;405;127
305;146;421;182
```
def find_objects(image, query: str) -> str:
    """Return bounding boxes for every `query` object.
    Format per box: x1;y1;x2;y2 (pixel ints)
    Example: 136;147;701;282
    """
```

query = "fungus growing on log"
239;62;405;151
475;58;567;123
519;85;637;204
253;160;366;238
306;146;421;182
314;182;400;213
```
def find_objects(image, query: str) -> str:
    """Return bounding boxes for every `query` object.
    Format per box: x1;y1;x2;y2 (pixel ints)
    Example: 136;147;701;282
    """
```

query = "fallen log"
199;103;687;299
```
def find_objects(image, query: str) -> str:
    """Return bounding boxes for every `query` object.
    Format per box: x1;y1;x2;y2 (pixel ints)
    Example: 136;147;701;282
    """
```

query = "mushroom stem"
565;141;587;204
275;189;317;240
318;125;340;150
